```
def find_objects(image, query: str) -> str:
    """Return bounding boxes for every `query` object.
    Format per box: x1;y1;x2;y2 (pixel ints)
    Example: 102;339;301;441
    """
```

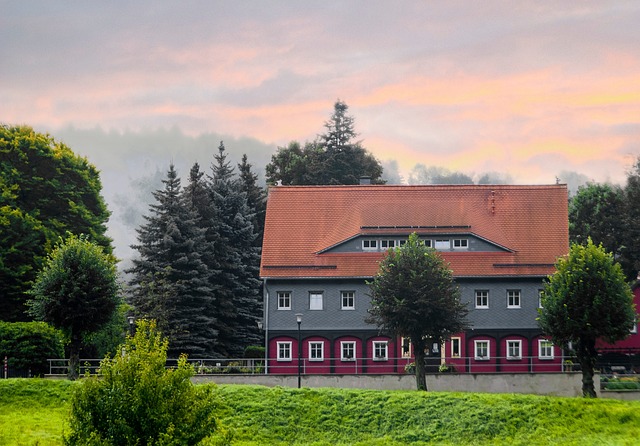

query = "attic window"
434;239;450;250
453;239;468;249
362;239;378;251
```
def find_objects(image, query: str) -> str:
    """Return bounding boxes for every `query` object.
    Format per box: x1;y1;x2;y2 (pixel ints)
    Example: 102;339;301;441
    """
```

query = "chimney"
359;176;371;185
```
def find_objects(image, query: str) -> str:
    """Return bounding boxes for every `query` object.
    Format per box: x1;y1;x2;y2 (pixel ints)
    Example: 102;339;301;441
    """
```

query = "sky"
3;1;640;262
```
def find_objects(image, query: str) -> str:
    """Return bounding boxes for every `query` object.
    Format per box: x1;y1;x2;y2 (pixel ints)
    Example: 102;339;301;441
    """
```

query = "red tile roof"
260;184;569;279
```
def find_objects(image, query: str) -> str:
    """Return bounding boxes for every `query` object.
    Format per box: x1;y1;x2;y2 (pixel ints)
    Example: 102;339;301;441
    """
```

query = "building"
259;184;570;374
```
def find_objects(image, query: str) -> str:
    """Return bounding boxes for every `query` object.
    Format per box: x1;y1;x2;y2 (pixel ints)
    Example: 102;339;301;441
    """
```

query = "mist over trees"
127;143;263;358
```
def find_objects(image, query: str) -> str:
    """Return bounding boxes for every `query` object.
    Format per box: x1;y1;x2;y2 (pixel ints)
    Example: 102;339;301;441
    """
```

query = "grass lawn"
2;379;640;445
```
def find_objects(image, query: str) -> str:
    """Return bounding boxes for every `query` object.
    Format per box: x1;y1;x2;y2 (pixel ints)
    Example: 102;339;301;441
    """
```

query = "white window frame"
474;340;490;360
506;340;522;360
362;239;378;251
434;239;450;250
632;320;638;334
277;341;292;361
380;239;396;249
507;290;521;309
453;239;468;249
309;292;323;310
538;289;544;308
277;291;291;310
341;341;356;361
451;337;461;358
538;339;554;360
401;337;412;358
341;291;355;310
475;290;489;309
373;341;388;361
308;341;324;361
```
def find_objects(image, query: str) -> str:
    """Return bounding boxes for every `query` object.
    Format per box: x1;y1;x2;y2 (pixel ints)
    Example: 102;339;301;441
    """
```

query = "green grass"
2;379;640;445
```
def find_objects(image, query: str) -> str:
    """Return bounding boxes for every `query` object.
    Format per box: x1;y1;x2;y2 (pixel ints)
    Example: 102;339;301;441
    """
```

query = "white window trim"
401;337;412;358
308;341;324;362
538;290;544;309
341;341;356;361
372;341;388;361
538;339;554;360
309;292;323;310
341;291;355;310
507;290;521;309
277;291;291;310
474;340;490;360
631;320;638;334
453;238;468;250
362;239;378;251
276;341;292;362
451;337;461;358
475;290;489;309
434;239;450;250
506;340;522;360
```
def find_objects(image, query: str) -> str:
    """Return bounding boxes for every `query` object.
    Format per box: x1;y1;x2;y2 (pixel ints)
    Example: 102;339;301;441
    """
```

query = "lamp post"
127;316;135;337
257;321;264;375
295;313;302;388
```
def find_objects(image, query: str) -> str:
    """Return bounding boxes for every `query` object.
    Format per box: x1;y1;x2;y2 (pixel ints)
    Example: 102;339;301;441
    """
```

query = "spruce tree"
128;164;217;357
209;142;262;357
238;154;267;248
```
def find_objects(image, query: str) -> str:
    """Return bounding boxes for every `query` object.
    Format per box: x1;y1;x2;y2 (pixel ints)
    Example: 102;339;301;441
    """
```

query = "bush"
65;319;219;445
0;322;64;376
243;345;265;359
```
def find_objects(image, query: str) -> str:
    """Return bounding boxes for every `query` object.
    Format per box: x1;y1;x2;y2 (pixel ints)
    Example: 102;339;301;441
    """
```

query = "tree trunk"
576;338;598;398
68;333;81;380
413;338;427;391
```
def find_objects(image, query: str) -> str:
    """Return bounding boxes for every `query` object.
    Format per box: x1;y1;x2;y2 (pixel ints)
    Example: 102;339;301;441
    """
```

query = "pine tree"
208;142;262;357
128;164;217;357
238;154;267;248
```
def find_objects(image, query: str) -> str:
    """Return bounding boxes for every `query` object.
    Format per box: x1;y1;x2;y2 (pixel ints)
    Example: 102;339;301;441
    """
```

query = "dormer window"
380;240;397;249
434;239;450;250
362;239;378;251
453;239;468;249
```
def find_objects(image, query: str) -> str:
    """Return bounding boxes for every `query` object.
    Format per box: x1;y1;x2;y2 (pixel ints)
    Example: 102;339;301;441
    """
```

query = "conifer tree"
238;154;267;248
128;164;217;357
209;142;262;356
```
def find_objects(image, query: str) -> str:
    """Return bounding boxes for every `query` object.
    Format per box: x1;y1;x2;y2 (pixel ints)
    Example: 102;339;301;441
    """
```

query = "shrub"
65;319;219;445
243;345;265;359
0;321;64;376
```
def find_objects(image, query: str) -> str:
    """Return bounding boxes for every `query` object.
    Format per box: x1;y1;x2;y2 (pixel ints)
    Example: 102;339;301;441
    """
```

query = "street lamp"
127;316;135;337
295;313;302;388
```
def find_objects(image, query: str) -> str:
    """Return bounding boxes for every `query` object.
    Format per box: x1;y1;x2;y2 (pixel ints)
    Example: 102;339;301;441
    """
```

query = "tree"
128;164;218;357
622;157;640;281
208;142;262;356
0;124;112;322
65;319;218;445
569;183;626;266
367;233;469;391
238;153;267;248
539;239;635;397
27;235;120;380
265;101;384;185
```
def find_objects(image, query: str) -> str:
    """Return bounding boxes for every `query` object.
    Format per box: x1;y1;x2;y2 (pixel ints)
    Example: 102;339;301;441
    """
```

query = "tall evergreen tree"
209;142;262;357
623;157;640;281
238;154;267;248
128;164;217;357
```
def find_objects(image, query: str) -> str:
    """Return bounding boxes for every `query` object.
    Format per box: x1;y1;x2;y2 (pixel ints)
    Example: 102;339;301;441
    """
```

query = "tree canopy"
27;235;120;379
266;101;384;185
1;124;112;322
367;233;469;391
539;239;635;397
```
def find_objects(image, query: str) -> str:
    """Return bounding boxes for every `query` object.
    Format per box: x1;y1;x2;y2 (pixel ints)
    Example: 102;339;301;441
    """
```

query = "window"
373;341;388;360
341;341;355;361
277;291;291;310
475;290;489;309
507;290;521;308
632;320;638;334
309;292;323;310
538;289;544;308
474;340;490;360
277;341;292;361
341;291;355;310
380;239;396;249
453;239;468;249
362;239;378;251
506;340;522;360
451;337;461;358
309;341;324;361
434;239;450;250
538;339;554;359
401;337;412;358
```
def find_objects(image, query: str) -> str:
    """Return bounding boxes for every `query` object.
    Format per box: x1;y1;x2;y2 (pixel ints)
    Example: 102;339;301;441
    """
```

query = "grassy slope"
2;380;640;445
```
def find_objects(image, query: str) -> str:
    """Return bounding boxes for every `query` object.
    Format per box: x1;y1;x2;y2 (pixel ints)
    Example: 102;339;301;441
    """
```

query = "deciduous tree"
539;239;635;397
367;233;469;391
27;235;120;380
